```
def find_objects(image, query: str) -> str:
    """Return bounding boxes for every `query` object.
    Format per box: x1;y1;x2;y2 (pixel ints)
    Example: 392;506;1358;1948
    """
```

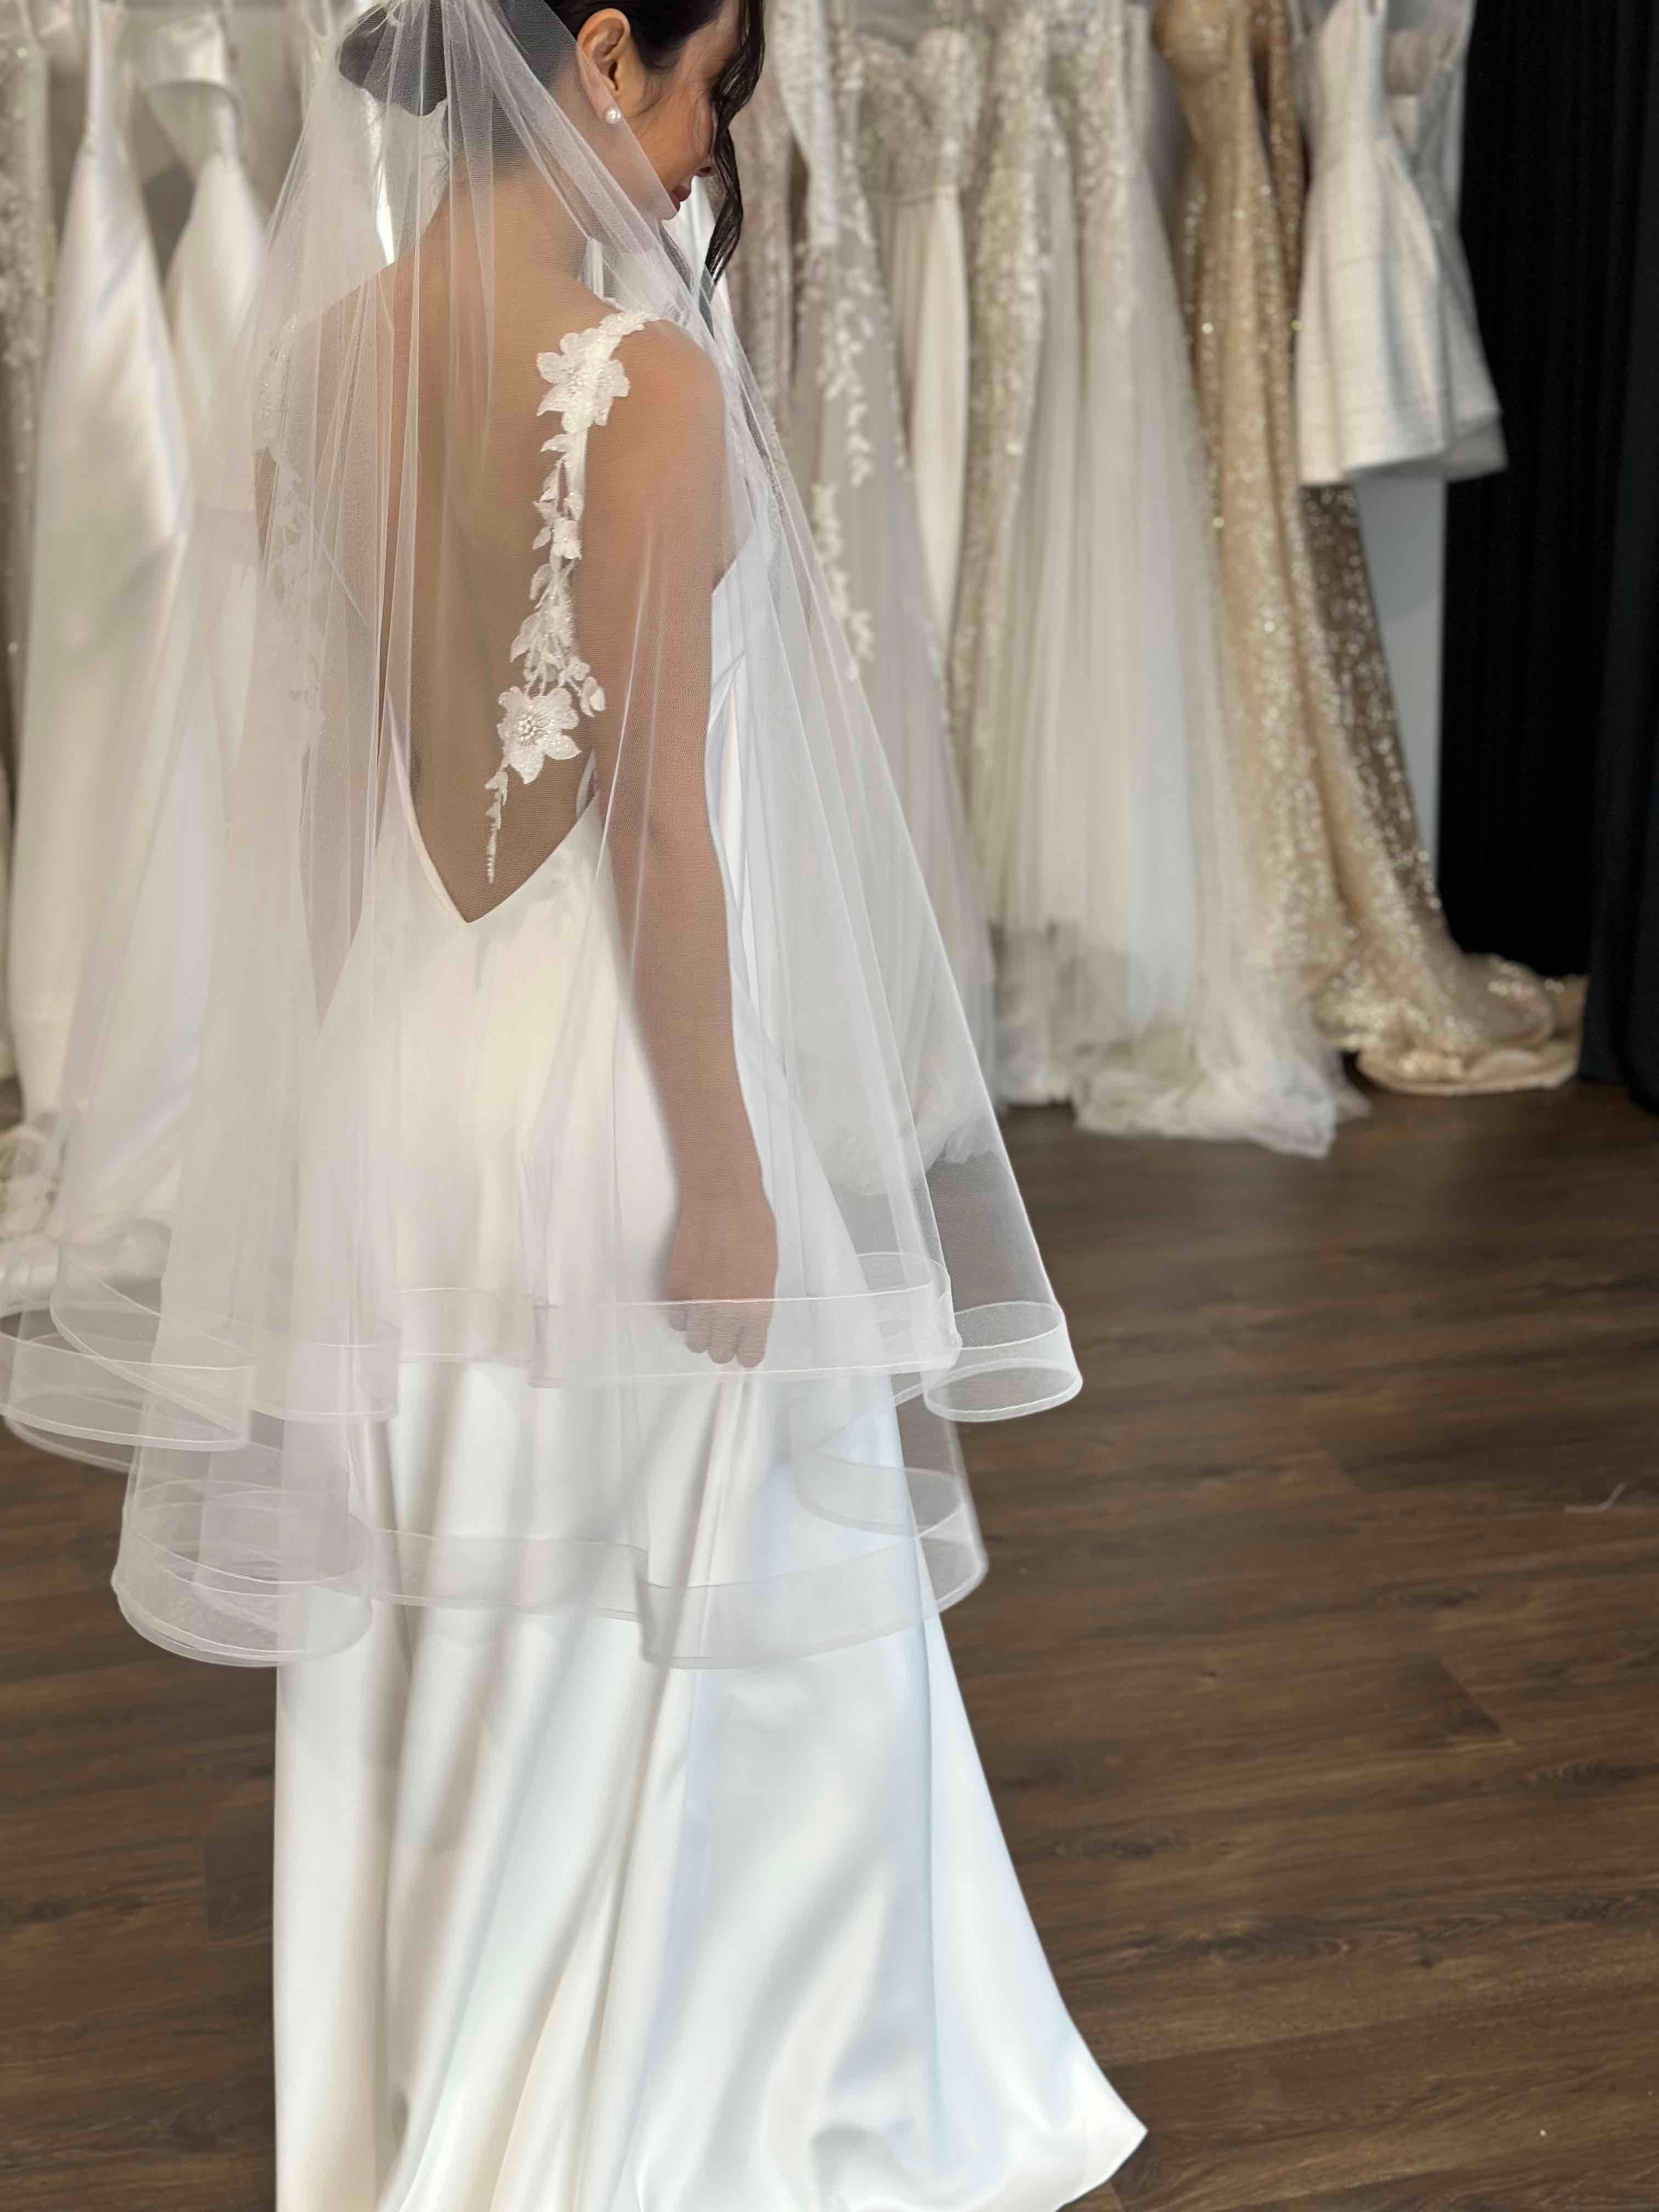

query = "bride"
0;0;1146;2202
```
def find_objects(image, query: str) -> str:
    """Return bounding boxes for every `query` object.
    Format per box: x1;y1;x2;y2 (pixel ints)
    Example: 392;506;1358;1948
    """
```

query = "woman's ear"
574;7;635;110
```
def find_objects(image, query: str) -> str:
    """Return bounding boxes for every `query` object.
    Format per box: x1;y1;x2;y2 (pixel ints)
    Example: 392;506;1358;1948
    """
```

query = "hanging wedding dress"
0;0;49;1094
1155;0;1578;1095
8;0;190;1127
140;9;268;806
1295;0;1502;484
959;0;1342;1146
137;10;269;469
726;43;797;428
1386;0;1505;478
0;1;1144;2199
951;1;1051;854
858;23;982;641
784;0;995;1068
4;4;268;1253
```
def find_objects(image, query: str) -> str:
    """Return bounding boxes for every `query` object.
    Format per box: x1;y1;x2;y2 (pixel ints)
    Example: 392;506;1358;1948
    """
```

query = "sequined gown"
0;0;48;1088
727;25;802;432
1154;0;1578;1096
950;0;1070;1089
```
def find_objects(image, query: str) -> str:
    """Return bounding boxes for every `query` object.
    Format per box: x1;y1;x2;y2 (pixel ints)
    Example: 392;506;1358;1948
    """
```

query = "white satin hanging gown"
1385;0;1504;479
8;0;190;1124
273;314;1146;2211
1295;0;1502;484
140;9;268;807
138;11;269;469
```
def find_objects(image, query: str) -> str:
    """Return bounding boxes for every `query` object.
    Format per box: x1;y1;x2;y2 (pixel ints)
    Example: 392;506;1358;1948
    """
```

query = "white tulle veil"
0;0;1079;1668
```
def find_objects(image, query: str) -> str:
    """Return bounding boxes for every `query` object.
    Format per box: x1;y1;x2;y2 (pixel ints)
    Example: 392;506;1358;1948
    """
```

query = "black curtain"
1582;18;1659;1108
1437;1;1652;979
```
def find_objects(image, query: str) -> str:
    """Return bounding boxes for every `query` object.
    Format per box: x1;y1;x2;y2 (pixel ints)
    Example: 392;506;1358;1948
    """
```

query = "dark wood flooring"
4;1080;1658;2209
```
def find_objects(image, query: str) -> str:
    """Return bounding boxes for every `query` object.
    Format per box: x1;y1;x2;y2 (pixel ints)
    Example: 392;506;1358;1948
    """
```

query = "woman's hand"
664;1177;778;1369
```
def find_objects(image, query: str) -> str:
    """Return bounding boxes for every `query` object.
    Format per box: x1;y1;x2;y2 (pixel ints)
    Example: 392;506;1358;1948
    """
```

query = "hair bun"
337;1;449;116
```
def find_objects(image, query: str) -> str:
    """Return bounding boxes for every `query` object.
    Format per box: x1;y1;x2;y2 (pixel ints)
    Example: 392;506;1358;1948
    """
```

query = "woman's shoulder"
611;319;723;446
536;298;723;475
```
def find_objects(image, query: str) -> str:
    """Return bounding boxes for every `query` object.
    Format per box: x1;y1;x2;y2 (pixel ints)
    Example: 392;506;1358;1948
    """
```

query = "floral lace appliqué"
487;308;649;881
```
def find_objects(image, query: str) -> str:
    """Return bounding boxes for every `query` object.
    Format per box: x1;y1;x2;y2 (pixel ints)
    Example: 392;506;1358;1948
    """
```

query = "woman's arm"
575;325;775;1367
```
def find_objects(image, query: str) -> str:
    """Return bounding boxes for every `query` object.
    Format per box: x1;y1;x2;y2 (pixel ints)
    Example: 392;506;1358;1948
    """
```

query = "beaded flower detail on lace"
488;308;648;881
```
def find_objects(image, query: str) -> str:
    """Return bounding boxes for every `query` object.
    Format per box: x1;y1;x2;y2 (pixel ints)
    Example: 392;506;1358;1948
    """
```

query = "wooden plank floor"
4;1080;1658;2208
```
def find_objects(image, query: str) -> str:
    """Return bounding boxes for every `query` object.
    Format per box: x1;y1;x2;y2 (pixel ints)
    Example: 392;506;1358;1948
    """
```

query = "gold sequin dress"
1154;0;1579;1096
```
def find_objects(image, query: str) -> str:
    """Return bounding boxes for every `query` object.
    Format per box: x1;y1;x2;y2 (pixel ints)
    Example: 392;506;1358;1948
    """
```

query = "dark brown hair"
339;0;763;283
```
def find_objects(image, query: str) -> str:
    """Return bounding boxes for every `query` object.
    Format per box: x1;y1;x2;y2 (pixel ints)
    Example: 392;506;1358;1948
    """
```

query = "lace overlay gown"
783;0;995;1069
1154;0;1579;1096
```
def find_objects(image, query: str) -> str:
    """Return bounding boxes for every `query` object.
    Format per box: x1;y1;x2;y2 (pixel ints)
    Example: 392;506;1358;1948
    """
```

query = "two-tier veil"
0;0;1081;1669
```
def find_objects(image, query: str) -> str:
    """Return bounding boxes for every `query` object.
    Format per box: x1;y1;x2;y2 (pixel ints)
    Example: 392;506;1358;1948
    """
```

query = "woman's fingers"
706;1307;743;1365
672;1297;771;1367
736;1306;769;1368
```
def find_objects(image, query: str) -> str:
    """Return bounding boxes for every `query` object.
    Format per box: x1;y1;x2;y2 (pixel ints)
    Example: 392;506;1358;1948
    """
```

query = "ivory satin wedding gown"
273;311;1147;2211
8;0;191;1123
139;10;269;470
4;2;264;1259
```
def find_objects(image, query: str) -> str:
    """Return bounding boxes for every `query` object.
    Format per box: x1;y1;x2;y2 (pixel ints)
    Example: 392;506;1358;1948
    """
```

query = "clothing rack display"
724;0;1575;1136
0;0;308;1244
0;0;1607;1234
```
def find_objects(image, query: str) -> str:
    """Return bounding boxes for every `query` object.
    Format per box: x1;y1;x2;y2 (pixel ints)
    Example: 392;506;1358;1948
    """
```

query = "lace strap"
487;306;651;882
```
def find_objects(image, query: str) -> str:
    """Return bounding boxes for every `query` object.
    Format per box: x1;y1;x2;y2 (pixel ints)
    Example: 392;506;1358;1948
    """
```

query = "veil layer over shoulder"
0;0;1081;1668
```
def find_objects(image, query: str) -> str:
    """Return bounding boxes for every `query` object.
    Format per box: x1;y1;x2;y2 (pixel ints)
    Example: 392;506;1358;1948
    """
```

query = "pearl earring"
604;104;622;125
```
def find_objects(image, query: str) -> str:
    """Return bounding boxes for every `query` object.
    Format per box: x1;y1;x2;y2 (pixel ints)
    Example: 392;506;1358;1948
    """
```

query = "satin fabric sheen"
276;1598;1143;2211
1295;0;1501;485
269;539;1144;2203
9;0;190;1116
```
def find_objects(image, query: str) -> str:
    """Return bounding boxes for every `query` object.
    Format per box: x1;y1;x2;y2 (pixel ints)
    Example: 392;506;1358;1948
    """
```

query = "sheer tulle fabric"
0;0;1077;1667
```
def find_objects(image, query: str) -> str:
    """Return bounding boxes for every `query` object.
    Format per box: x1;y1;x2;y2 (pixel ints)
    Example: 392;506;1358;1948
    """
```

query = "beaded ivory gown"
1155;0;1578;1096
951;1;1072;1096
726;54;797;428
1385;0;1504;479
954;0;1343;1147
780;0;996;1070
273;311;1147;2212
1295;0;1501;484
858;23;983;642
